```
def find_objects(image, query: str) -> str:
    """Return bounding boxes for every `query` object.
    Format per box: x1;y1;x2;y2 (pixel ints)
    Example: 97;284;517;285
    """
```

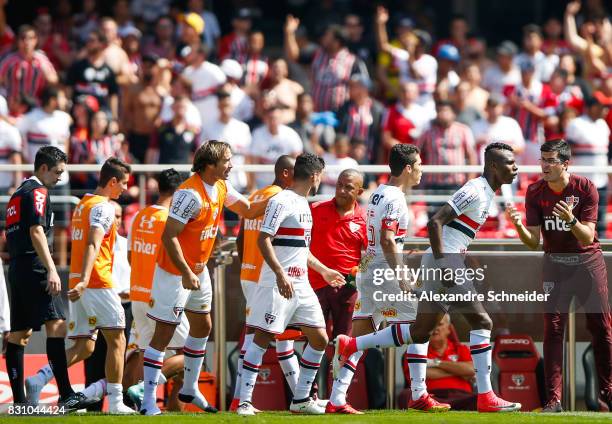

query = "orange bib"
69;194;116;289
129;205;168;302
157;174;226;275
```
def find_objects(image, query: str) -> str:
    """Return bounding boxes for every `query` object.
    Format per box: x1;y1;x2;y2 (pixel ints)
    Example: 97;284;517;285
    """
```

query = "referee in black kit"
4;146;91;410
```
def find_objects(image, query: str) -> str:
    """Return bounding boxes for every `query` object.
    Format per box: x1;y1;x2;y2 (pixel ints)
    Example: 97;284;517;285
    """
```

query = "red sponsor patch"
6;197;20;226
33;188;47;216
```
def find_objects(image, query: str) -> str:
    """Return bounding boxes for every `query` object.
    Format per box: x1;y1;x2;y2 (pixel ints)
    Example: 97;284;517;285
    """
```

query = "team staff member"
309;169;366;339
231;155;297;411
123;169;188;407
6;146;90;409
65;158;134;414
507;139;612;413
141;140;268;416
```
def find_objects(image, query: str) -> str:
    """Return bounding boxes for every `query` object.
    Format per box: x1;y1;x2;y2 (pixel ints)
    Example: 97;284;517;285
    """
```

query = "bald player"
309;169;366;344
231;155;296;411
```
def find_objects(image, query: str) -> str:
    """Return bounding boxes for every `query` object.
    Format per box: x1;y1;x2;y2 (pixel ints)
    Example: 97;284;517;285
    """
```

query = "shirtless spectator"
101;17;136;85
122;54;163;163
262;57;304;124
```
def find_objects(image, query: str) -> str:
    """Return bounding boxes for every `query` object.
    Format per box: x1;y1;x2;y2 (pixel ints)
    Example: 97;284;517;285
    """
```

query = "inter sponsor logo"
543;215;571;232
133;239;158;255
244;218;263;231
72;228;84;241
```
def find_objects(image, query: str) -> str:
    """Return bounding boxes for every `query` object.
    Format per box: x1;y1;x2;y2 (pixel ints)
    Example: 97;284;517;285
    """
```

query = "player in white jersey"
326;144;423;414
237;153;345;416
335;143;522;413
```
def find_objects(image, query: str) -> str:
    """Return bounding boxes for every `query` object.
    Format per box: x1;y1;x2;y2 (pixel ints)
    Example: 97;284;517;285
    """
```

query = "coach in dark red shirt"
507;139;612;413
309;169;366;338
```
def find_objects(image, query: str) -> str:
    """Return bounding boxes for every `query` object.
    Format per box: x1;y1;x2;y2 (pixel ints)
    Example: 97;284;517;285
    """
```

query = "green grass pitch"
3;410;612;423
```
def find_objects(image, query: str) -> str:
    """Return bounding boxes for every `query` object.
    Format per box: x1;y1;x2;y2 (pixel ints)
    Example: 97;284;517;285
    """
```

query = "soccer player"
123;169;188;408
230;155;297;411
236;153;345;416
5;146;90;409
507;139;612;412
65;157;133;414
335;142;522;413
140;140;268;415
327;144;427;414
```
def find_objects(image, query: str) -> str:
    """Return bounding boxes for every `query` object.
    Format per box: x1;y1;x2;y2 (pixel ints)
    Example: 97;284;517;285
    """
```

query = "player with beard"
140;140;268;415
334;142;522;413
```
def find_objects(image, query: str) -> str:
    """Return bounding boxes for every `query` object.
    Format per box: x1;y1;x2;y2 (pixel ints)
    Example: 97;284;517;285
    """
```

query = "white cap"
220;59;243;80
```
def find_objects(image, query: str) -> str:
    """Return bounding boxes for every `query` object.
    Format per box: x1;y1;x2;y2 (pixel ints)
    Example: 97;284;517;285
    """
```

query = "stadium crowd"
0;0;611;414
0;0;610;245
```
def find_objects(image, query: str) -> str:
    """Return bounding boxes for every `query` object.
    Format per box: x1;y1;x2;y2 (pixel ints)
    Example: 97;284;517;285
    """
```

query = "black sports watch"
568;217;578;227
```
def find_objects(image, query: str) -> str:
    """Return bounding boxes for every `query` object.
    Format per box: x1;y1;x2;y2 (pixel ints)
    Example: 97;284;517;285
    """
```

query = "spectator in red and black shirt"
0;25;58;109
507;139;612;412
285;15;365;112
65;29;119;119
336;75;385;163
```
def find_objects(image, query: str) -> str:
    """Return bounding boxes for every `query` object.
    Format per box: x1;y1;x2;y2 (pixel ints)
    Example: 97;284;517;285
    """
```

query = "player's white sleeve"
169;189;203;224
127;219;134;251
381;196;403;227
447;183;479;215
89;202;115;234
224;180;247;206
260;196;289;236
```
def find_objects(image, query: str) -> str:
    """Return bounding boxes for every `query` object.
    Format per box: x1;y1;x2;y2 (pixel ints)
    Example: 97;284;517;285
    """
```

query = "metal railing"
3;163;605;410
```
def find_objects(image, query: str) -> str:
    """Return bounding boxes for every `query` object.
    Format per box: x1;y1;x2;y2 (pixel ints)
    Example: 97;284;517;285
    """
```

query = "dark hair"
157;168;182;195
293;153;325;181
192;140;231;172
484;142;514;163
389;144;420;177
18;25;36;38
435;99;455;110
541;139;571;162
327;24;348;46
99;157;131;187
34;146;67;171
216;89;231;100
88;29;108;45
40;86;60;107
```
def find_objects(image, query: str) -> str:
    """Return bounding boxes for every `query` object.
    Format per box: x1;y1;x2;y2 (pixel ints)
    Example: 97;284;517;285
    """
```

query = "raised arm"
564;1;588;53
284;15;300;63
374;6;394;54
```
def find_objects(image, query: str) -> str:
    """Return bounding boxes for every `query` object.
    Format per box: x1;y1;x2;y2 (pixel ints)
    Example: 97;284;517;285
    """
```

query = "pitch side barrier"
1;164;608;411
